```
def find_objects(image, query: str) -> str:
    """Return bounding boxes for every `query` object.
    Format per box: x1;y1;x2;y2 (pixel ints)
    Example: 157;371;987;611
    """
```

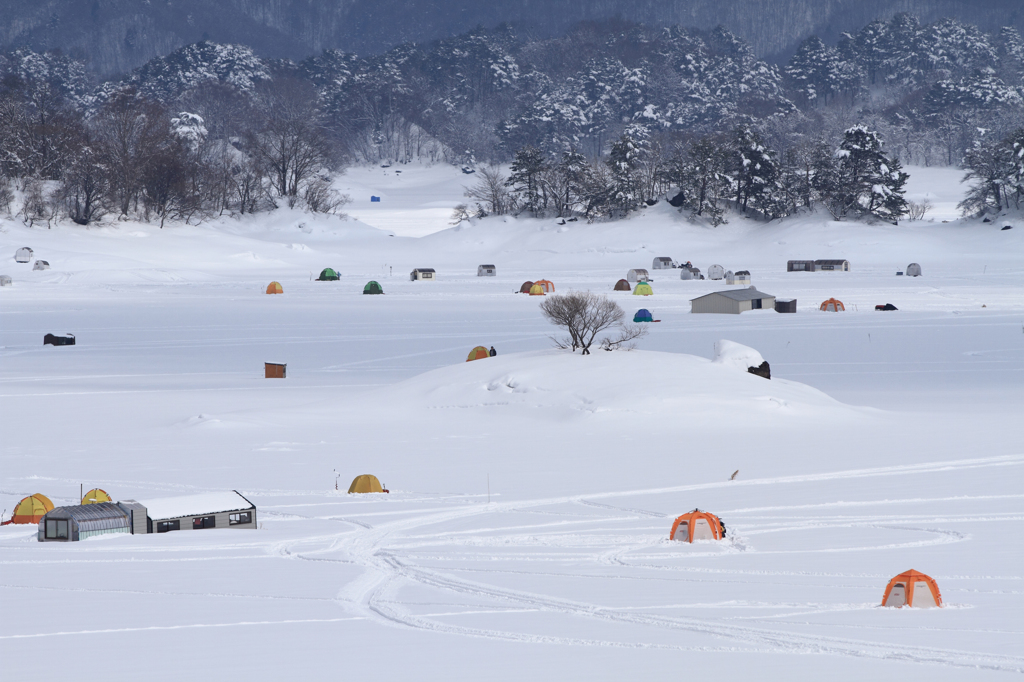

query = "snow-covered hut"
707;264;725;280
814;259;849;272
680;266;702;280
14;247;33;263
726;270;750;285
33;260;49;271
477;264;496;276
691;287;775;314
38;503;130;542
906;263;922;277
137;490;257;533
626;269;649;283
410;268;436;281
0;275;11;286
652;257;675;270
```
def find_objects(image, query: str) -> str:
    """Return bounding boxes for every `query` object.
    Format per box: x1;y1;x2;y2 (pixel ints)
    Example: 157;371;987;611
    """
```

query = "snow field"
1;165;1023;680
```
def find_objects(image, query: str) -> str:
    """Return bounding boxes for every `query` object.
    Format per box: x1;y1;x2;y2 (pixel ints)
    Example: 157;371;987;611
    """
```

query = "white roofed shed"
137;490;256;533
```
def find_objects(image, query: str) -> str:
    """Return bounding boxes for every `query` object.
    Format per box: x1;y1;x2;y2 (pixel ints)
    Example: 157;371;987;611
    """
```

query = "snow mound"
712;339;766;372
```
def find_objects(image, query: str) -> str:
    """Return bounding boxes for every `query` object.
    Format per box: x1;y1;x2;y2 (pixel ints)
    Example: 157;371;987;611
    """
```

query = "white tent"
33;260;50;271
906;263;922;277
708;264;725;280
15;247;33;263
626;269;649;283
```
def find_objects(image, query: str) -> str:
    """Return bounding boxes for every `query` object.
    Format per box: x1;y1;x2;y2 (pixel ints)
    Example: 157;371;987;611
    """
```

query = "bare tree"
464;165;512;215
539;291;644;355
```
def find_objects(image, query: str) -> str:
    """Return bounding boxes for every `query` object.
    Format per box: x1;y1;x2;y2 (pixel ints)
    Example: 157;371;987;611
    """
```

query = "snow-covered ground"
1;165;1023;680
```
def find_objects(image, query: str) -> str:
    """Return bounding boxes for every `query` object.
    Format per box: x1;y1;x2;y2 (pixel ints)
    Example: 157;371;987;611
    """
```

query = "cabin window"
821;264;834;270
45;519;69;539
192;516;216;530
751;299;762;309
423;272;432;278
157;520;180;533
229;512;252;525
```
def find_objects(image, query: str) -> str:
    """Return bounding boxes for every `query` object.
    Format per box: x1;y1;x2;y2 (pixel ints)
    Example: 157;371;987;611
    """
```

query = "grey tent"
626;268;649;283
707;264;725;280
33;260;50;271
906;263;922;277
680;266;702;280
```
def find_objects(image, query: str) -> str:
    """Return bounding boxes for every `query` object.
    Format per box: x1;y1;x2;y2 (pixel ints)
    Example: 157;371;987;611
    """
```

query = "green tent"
363;280;384;295
318;268;340;281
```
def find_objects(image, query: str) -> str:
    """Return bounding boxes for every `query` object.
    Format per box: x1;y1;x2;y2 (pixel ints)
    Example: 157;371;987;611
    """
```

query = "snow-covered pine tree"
506;146;548;215
829;125;909;221
731;126;779;214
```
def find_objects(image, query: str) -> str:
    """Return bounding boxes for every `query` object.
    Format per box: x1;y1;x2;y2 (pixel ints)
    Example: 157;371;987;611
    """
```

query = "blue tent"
633;308;653;323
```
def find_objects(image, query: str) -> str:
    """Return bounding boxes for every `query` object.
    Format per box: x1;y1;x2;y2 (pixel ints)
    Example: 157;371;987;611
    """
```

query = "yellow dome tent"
633;282;653;296
266;281;283;294
82;488;112;505
467;346;490;361
348;475;384;494
4;493;54;525
529;284;545;296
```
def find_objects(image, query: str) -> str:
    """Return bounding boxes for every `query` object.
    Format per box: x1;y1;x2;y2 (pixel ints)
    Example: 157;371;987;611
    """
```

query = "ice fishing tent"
726;270;750;285
633;309;653;322
81;488;112;505
633;282;653;296
467;346;490;361
38;503;129;542
14;247;33;263
680;266;701;280
317;268;340;281
410;268;436;281
707;264;725;280
882;570;943;608
519;281;535;293
906;263;922;277
534;279;555;293
33;260;49;271
614;279;631;291
529;283;546;296
265;362;286;378
477;264;496;276
691;287;775;314
266;281;283;294
44;333;75;346
363;280;383;295
3;494;54;525
820;298;845;312
652;257;675;269
139;490;257;533
626;269;649;282
0;275;11;286
348;475;384;494
670;509;725;542
815;259;849;272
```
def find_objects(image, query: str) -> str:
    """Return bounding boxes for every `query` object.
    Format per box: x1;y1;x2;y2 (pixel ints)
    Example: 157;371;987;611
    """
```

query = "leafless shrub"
464;165;512;216
906;199;932;221
0;176;12;214
302;177;349;214
540;291;640;355
20;179;56;227
450;203;472;224
600;322;648;351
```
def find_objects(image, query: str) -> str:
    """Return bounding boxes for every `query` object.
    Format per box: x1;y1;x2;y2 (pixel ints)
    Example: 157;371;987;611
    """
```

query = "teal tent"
363;280;384;295
318;268;340;281
633;308;653;322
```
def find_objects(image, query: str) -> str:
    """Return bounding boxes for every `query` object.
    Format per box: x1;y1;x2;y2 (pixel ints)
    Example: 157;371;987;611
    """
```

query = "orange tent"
529;284;545;296
3;494;54;525
881;570;943;608
534;279;555;293
467;346;490;361
519;281;535;294
669;509;725;542
266;281;283;294
820;298;845;312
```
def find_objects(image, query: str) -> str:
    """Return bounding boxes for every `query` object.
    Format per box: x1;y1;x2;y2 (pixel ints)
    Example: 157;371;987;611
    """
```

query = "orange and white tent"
820;297;845;312
669;509;725;542
266;281;283;294
881;570;943;608
533;279;555;293
467;346;490;361
3;494;54;525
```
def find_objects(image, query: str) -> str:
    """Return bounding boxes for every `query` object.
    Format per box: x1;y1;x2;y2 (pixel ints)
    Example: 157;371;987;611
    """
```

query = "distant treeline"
1;15;1022;226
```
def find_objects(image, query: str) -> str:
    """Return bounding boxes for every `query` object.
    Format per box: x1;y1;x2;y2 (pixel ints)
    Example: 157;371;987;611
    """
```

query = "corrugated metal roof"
690;288;774;302
139;490;254;520
46;502;129;522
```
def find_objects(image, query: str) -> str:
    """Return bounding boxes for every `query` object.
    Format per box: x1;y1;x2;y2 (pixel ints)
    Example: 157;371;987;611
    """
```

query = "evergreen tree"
829;125;909;221
506;145;548;215
731;126;779;213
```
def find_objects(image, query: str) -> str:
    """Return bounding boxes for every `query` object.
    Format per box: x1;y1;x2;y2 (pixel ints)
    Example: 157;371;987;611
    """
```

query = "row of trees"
1;74;347;226
460;124;913;225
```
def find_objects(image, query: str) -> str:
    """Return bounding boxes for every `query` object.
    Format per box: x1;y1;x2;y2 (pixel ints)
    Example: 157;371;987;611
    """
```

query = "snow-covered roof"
138;491;254;520
691;288;774;302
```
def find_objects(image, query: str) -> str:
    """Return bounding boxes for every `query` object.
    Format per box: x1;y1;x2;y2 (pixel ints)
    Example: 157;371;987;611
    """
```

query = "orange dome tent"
348;475;384;494
3;494;54;525
519;281;535;294
529;284;545;296
881;570;943;608
81;488;112;505
820;298;845;312
670;509;725;542
266;281;283;294
467;346;490;361
534;279;555;293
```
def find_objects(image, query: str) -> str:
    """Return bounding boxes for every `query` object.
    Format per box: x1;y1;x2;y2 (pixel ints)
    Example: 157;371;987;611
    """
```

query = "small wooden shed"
691;287;776;314
652;257;675;270
14;247;33;263
680;266;702;280
775;298;797;313
477;264;496;276
410;268;436;281
265;362;286;378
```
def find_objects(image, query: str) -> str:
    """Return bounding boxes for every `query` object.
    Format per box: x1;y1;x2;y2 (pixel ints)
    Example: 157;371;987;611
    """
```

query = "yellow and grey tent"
81;488;112;505
633;282;653;296
3;493;54;525
348;475;384;494
266;281;283;294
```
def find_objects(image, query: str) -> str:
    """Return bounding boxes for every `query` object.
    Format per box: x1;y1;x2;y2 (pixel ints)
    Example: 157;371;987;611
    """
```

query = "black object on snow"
875;303;898;311
44;333;76;346
1002;225;1013;230
747;361;770;380
667;191;686;208
489;346;497;357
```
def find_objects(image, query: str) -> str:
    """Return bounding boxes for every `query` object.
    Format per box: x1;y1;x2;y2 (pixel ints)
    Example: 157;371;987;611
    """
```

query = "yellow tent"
467;346;490;362
633;282;653;296
82;488;112;505
266;281;283;294
348;475;384;494
4;494;54;525
529;284;545;296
